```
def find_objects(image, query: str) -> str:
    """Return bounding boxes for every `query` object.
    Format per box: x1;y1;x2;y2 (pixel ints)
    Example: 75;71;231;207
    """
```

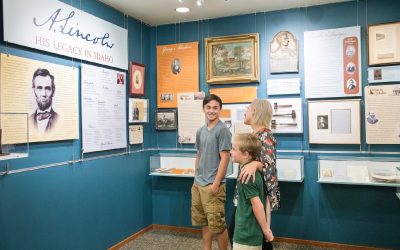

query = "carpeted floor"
118;229;344;250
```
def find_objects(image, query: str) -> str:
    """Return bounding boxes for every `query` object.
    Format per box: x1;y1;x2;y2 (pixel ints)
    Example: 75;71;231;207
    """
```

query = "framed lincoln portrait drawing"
129;62;145;96
205;33;260;85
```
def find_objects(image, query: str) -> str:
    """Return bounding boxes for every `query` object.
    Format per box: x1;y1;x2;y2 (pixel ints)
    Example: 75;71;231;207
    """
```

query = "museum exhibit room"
1;0;400;249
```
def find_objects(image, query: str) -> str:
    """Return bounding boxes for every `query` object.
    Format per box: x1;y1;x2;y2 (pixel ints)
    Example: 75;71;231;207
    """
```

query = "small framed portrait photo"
129;62;145;97
155;110;177;130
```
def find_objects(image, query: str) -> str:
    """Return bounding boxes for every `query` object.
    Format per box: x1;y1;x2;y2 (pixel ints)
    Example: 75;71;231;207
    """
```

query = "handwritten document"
331;109;351;134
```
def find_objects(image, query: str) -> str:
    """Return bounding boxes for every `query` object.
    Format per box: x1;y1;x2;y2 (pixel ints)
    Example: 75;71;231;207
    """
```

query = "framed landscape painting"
205;34;260;84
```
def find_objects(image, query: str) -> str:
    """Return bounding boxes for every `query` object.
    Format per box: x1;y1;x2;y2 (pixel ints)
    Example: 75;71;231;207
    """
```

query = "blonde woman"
228;99;280;250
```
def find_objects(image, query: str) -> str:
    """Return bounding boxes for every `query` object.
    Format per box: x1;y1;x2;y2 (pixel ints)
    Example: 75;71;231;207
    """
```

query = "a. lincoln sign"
3;0;128;70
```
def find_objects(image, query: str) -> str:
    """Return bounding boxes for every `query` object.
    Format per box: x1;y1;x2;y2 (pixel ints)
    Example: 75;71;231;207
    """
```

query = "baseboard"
108;224;393;250
107;225;154;250
153;224;202;234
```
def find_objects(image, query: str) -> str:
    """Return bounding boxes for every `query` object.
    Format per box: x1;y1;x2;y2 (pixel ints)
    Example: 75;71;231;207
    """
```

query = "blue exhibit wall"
150;0;400;249
0;1;154;250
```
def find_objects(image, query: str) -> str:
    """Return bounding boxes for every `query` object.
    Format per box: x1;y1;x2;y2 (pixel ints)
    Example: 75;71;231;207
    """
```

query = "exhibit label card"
365;85;400;144
129;125;143;144
368;65;400;83
81;64;127;153
304;26;362;98
0;54;79;144
267;78;300;95
178;92;205;144
3;0;128;70
210;87;257;103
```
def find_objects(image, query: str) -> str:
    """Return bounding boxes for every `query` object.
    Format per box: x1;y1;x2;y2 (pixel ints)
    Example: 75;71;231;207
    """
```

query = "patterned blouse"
233;128;281;211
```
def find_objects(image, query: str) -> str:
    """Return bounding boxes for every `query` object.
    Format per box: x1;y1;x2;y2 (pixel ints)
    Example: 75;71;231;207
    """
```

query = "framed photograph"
129;62;145;96
205;33;260;85
368;22;400;66
129;98;149;123
308;99;361;144
155;110;177;130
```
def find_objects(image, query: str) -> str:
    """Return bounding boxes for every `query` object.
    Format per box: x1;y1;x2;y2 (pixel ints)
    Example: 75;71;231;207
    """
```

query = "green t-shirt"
233;162;267;246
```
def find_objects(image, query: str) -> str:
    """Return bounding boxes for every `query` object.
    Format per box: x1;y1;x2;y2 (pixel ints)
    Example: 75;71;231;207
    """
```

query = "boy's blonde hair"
234;133;262;161
250;99;273;128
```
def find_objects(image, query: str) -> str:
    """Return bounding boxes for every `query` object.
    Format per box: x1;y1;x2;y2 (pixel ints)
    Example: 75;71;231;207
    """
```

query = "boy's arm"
211;150;230;194
250;197;274;242
194;150;200;175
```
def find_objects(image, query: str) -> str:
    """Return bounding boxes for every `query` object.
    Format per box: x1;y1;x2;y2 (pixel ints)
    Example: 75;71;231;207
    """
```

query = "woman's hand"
238;161;262;184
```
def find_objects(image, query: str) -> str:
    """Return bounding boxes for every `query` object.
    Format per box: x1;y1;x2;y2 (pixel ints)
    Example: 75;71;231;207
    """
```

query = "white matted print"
308;99;361;144
129;98;149;123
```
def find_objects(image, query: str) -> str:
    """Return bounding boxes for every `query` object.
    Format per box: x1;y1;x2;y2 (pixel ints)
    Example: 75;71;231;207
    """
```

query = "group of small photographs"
155;110;177;130
161;93;174;101
317;115;329;130
194;92;205;100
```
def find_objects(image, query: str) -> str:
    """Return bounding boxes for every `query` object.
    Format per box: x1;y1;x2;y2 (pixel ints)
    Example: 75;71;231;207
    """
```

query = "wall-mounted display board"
219;98;302;137
81;64;126;153
368;22;400;66
157;42;198;108
368;65;400;83
3;0;128;70
129;125;143;145
365;85;400;144
129;98;149;123
308;99;361;144
0;54;79;144
149;153;233;178
318;157;400;187
210;87;257;104
227;156;304;182
205;34;260;84
267;78;300;96
270;98;303;134
177;92;205;143
305;26;361;98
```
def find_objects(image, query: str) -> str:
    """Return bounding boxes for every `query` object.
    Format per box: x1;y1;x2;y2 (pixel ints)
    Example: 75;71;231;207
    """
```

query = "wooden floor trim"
107;225;153;250
108;224;393;250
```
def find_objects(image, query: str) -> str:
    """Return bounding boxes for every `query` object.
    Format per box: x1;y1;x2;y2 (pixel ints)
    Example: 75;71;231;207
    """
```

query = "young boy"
230;133;273;250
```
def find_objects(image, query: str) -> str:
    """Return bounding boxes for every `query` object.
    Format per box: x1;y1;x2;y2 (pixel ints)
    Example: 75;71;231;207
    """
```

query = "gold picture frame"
205;33;260;85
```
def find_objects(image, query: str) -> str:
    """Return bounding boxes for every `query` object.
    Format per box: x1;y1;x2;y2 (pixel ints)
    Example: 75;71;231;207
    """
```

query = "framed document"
205;33;260;85
368;22;400;66
155;110;177;130
129;98;149;123
308;99;361;144
129;62;145;97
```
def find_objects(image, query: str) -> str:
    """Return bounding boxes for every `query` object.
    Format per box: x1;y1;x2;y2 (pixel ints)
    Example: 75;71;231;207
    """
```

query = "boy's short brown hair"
233;133;262;160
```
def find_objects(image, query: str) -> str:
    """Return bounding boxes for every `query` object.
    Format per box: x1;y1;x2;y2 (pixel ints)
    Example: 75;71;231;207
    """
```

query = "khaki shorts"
232;242;262;250
191;181;226;234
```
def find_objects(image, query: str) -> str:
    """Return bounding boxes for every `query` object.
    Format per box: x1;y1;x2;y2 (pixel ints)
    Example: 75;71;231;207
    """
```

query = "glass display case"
226;156;304;182
318;157;399;187
397;167;400;200
150;153;233;178
0;113;29;161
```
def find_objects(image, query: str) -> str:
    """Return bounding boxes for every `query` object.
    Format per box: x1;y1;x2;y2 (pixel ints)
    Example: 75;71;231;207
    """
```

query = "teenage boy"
230;133;273;250
192;94;232;250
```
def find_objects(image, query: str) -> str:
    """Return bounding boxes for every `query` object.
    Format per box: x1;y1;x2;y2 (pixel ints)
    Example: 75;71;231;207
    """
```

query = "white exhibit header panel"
3;0;128;70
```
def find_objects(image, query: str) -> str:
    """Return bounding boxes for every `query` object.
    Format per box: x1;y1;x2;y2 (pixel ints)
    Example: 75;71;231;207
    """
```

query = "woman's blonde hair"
250;99;273;128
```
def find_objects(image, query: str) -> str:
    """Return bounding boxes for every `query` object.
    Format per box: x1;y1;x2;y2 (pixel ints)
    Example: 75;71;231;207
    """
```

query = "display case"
397;167;400;200
226;156;304;182
0;113;29;161
150;153;233;178
318;157;399;187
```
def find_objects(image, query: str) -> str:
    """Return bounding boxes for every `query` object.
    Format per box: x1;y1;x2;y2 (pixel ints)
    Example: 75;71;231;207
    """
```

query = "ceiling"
99;0;352;26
